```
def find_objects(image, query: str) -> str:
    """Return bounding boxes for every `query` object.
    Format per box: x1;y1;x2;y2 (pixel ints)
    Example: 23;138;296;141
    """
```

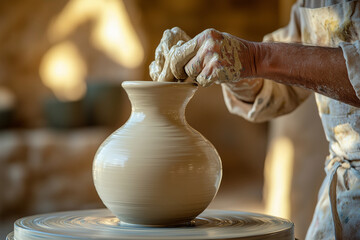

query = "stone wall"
0;128;109;220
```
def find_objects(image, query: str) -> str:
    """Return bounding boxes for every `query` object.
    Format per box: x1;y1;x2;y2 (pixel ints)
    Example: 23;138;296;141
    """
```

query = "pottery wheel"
7;209;294;240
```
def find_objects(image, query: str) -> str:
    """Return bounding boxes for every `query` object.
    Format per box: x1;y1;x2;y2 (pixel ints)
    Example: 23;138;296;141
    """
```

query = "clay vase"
93;81;222;226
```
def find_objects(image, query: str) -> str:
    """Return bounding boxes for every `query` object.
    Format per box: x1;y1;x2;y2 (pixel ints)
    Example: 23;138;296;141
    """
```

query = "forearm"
252;42;360;107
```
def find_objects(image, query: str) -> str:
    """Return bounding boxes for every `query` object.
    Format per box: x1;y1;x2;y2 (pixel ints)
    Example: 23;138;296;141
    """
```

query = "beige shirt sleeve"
222;0;311;122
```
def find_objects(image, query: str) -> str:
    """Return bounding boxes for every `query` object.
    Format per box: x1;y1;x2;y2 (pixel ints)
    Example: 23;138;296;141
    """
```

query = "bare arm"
251;42;360;107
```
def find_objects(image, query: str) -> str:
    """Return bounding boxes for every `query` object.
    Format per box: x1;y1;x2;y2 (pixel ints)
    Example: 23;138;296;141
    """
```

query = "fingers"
184;54;203;80
158;40;187;82
157;54;175;82
184;53;221;87
171;27;191;42
151;27;191;82
149;61;160;81
196;58;222;87
170;37;199;80
160;27;190;55
151;27;228;85
184;44;217;80
151;43;166;81
171;28;224;82
160;29;175;54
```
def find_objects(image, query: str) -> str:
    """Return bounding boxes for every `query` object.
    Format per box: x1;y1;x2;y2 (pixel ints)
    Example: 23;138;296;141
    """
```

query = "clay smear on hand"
149;27;190;82
150;28;247;87
172;29;246;87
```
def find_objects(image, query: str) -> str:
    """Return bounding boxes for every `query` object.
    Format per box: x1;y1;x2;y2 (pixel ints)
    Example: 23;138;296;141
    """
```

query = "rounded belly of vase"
93;123;222;225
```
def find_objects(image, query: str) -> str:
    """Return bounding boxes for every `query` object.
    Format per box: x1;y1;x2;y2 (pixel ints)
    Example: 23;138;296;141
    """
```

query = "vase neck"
122;81;198;121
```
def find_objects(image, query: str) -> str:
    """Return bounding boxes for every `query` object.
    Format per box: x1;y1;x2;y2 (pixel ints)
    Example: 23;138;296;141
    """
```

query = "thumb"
170;36;200;80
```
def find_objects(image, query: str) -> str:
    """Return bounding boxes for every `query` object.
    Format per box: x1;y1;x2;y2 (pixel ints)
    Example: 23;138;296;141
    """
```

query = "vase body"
93;81;222;226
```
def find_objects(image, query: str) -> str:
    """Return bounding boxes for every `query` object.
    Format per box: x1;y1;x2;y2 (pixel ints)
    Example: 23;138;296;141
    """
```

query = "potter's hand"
150;27;263;102
170;28;259;87
149;27;191;82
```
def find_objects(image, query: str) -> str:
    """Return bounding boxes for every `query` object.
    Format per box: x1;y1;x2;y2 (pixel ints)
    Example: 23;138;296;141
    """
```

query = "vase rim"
122;81;198;88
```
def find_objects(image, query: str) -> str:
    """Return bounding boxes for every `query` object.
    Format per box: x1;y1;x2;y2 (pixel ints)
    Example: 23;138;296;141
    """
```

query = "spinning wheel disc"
8;209;294;240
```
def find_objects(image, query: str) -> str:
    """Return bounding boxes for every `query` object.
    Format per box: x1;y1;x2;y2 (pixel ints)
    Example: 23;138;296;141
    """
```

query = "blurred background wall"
0;0;328;239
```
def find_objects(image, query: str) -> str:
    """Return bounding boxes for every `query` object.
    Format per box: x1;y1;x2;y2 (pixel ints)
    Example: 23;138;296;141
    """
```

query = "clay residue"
324;18;339;34
334;18;358;42
226;78;263;102
324;6;358;44
150;28;249;87
212;33;244;85
333;123;360;150
149;27;191;82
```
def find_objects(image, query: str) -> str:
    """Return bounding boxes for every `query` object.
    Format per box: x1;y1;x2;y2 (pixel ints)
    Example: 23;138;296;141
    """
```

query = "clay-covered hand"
170;28;259;87
149;27;191;82
150;27;263;102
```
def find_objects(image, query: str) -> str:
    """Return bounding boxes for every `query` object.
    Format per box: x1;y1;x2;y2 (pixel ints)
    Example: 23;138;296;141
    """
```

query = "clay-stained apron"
299;1;360;239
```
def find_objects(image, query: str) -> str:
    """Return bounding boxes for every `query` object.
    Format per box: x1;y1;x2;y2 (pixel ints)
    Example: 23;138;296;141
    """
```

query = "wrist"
238;39;258;78
240;40;273;79
253;41;307;81
252;41;270;78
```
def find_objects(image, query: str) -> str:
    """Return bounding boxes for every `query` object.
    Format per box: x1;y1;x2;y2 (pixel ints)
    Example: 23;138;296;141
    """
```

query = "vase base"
8;208;294;240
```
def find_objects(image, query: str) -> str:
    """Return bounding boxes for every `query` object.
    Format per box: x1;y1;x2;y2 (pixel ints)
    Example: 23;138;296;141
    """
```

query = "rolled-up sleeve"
339;41;360;100
222;80;310;122
222;0;310;122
